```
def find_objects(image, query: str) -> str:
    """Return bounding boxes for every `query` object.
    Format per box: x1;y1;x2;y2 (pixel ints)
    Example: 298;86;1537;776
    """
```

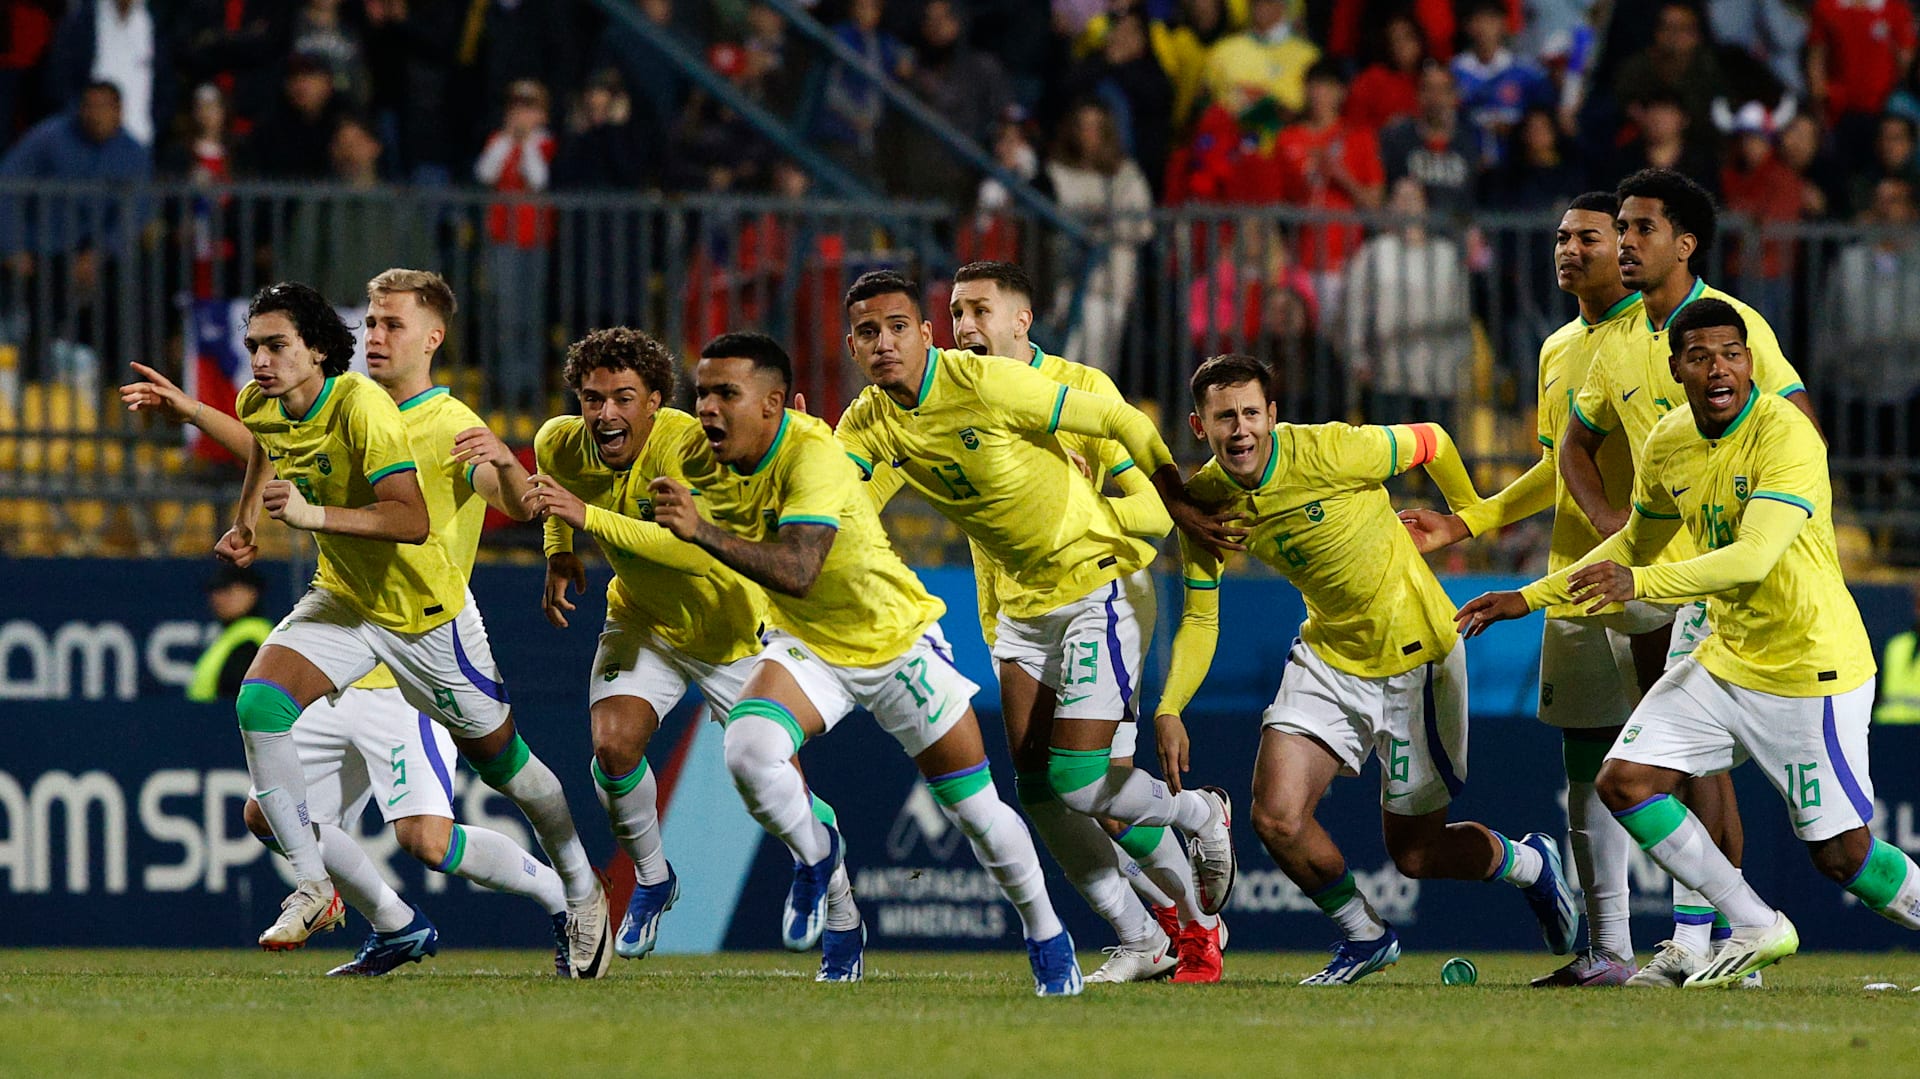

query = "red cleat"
1151;903;1180;942
1170;919;1224;984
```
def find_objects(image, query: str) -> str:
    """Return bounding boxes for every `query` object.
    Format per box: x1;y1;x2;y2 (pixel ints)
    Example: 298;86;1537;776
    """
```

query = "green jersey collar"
734;410;792;475
891;347;940;411
1028;342;1046;368
1649;277;1708;333
1227;430;1280;491
396;385;449;411
1580;291;1641;327
280;375;337;423
1700;383;1760;441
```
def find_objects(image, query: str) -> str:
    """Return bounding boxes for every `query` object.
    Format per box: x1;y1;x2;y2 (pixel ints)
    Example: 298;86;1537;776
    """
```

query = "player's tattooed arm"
649;477;836;596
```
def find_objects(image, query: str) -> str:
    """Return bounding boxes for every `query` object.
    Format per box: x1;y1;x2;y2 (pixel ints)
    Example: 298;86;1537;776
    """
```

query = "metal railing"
2;179;1916;565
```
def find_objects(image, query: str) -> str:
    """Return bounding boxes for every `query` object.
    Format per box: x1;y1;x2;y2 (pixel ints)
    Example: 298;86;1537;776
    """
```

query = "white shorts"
1262;636;1469;816
992;569;1154;724
1663;600;1711;667
268;588;511;739
1538;616;1642;729
588;617;758;720
757;624;979;759
1610;656;1876;842
278;685;457;826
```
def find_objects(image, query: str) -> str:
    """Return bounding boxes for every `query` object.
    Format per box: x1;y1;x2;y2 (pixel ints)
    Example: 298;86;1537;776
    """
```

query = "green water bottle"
1441;957;1478;985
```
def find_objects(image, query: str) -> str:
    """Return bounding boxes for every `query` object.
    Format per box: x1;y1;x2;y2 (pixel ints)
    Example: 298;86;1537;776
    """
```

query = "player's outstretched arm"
1405;455;1557;553
1620;497;1809;603
120;362;256;460
1560;414;1627;536
523;473;715;575
1154;585;1221;794
649;476;834;597
454;425;535;521
1392;421;1483;511
264;468;430;543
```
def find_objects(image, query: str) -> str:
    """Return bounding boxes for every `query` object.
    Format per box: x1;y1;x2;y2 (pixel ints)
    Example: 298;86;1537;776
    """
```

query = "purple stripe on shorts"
1822;695;1873;825
922;634;959;671
1420;663;1463;797
419;712;454;801
1102;582;1134;711
451;623;510;704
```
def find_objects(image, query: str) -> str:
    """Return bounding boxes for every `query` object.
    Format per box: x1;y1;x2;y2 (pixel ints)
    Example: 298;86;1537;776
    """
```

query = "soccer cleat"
616;863;680;960
1026;930;1085;996
1685;911;1797;988
1529;949;1636;988
327;907;439;976
816;923;866;983
783;825;842;952
1084;926;1177;983
258;879;345;950
1518;832;1581;956
1624;939;1705;988
550;912;572;977
565;884;613;979
1709;937;1765;988
1188;786;1238;916
1152;904;1179;942
1299;927;1401;986
1170;920;1224;984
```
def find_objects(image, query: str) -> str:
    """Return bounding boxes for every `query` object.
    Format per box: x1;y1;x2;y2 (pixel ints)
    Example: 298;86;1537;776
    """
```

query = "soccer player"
1457;299;1920;987
524;326;863;979
836;270;1235;984
1399;192;1654;986
1560;167;1819;986
648;331;1082;996
1156;354;1580;986
206;281;611;975
120;270;575;976
947;259;1222;982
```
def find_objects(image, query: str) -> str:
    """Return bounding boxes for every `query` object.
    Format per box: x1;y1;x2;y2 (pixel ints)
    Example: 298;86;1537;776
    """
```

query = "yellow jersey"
1571;280;1806;574
836;346;1153;621
686;409;943;668
1160;424;1462;719
535;409;766;665
237;373;465;633
1624;392;1874;696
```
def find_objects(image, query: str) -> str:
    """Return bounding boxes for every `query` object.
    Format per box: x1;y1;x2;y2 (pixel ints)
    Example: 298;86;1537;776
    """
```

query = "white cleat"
1686;911;1797;988
1188;786;1238;916
1710;937;1765;988
1624;940;1705;988
566;884;613;980
1084;926;1178;983
258;879;345;951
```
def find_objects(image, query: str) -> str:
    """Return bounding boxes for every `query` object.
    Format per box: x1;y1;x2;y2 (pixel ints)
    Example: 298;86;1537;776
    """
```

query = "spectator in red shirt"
1270;59;1384;301
475;77;555;411
1809;0;1917;166
1717;98;1807;315
1343;13;1425;134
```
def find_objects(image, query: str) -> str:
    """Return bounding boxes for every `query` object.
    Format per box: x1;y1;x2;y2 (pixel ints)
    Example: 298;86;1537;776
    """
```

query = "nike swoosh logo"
1544;377;1560;391
387;928;432;953
923;699;949;723
256;787;279;798
1622;388;1640;402
1671;486;1690;497
1058;693;1091;707
1383;790;1413;801
303;901;335;930
266;452;284;461
1793;816;1821;828
386;791;411;807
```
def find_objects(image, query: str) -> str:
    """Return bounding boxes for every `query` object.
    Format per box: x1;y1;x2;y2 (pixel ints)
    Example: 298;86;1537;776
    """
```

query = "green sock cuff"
471;733;531;787
1711;911;1730;930
729;698;807;753
591;756;650;797
1014;770;1056;806
1047;746;1111;795
1846;838;1912;911
1614;793;1688;851
1310;870;1360;914
928;763;994;806
810;793;838;827
1562;736;1609;784
253;832;284;856
236;679;302;733
1115;825;1166;860
436;824;468;874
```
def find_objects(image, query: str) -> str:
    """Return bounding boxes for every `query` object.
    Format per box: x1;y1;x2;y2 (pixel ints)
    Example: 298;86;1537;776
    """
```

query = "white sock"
1309;870;1387;942
441;822;567;915
1057;764;1214;833
824;864;861;932
1113;840;1176;909
594;757;668;886
1021;789;1155;945
489;749;597;905
1136;826;1215;929
1672;884;1717;953
242;728;326;881
723;715;831;864
940;785;1064;942
1569;780;1634;961
1492;831;1544;888
315;822;413;932
1619;799;1773;929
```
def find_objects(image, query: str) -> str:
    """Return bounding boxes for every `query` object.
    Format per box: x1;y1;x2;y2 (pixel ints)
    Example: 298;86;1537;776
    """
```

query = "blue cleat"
616;863;680;960
327;907;438;976
783;824;842;952
1299;926;1401;985
550;911;572;977
817;923;866;983
1026;930;1084;997
1520;832;1582;956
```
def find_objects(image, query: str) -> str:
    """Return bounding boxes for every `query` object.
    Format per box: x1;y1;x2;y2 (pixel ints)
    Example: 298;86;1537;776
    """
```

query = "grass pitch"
5;949;1919;1077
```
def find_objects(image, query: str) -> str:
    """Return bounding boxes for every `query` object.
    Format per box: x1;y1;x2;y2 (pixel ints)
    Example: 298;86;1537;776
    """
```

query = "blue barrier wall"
3;558;1916;955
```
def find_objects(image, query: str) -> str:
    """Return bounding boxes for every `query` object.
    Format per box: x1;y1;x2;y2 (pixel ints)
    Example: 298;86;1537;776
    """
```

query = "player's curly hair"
563;326;677;398
1190;353;1274;408
247;281;356;376
1616;167;1717;270
844;269;920;314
